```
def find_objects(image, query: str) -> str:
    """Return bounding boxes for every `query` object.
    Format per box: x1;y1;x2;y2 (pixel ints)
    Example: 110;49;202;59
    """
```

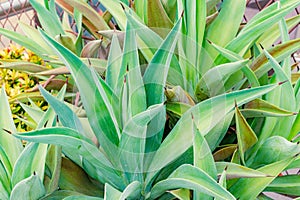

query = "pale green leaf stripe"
106;34;122;92
149;164;235;200
146;83;279;185
39;28;121;156
14;127;125;189
10;174;45;200
0;87;23;167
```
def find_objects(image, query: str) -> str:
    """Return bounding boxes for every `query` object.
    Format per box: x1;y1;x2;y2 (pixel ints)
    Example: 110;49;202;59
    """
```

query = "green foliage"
0;0;299;199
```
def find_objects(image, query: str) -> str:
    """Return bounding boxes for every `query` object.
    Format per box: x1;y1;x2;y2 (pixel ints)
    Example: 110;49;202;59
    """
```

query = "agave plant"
9;3;300;197
0;0;299;199
0;84;67;199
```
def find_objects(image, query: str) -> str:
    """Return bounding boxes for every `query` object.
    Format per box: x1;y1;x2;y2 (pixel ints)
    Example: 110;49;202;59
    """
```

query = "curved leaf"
149;164;235;200
10;173;45;200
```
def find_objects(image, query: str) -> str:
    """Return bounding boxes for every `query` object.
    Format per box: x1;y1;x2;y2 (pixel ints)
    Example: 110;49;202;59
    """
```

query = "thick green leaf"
97;0;129;30
44;145;62;193
134;0;147;24
147;0;173;35
235;104;258;164
0;145;12;185
202;0;246;70
41;190;86;200
20;102;44;124
248;49;296;160
119;103;164;183
207;40;260;87
62;0;109;32
0;87;23;167
241;98;296;118
195;59;249;101
14;127;124;189
19;22;55;54
143;17;182;153
119;181;142;200
265;175;300;196
192;119;217;200
30;0;65;37
251;38;300;78
38;85;85;135
166;102;192;116
39;29;121;162
258;14;300;48
0;60;50;73
0;28;48;59
10;174;46;200
250;136;300;168
146;83;279;186
106;34;122;93
59;158;103;197
215;1;300;64
168;189;190;200
11;142;47;187
178;0;206;76
229;156;297;199
213;145;237;161
216;162;269;179
104;183;121;200
118;20;147;117
149;164;235;200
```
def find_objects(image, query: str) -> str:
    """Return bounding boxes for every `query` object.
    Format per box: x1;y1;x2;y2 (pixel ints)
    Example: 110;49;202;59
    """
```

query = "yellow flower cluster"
0;44;48;131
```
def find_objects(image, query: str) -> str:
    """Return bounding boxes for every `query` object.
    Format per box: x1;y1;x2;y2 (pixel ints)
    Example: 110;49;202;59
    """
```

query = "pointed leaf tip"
2;128;12;134
259;43;264;50
120;3;125;10
278;80;289;85
180;10;184;17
